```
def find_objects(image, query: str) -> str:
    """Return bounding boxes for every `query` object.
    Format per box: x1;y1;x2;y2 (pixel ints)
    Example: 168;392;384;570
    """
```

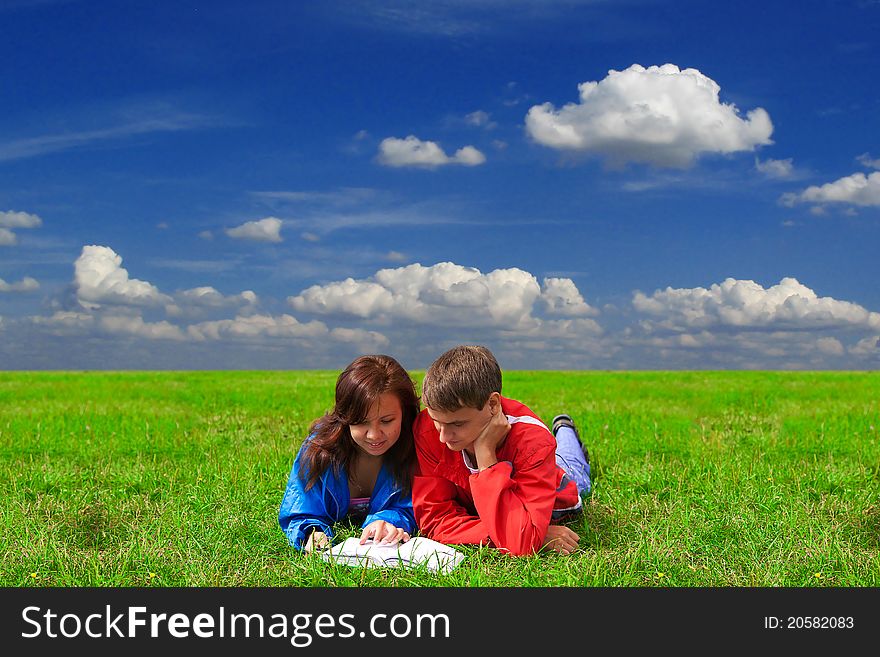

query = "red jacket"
412;396;581;556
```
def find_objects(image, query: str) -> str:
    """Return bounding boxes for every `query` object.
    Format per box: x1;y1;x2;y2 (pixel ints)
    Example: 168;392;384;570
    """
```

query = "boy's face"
425;394;499;453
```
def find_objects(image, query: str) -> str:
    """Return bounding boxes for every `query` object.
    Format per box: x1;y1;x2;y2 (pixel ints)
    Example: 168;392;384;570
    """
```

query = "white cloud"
377;136;486;168
525;63;773;168
98;315;187;341
181;287;257;306
0;276;39;292
31;310;186;341
31;311;95;331
815;336;845;356
328;327;391;351
62;244;387;349
165;287;258;317
755;157;794;179
73;245;258;318
503;317;603;340
74;245;172;309
187;314;389;351
225;217;283;242
0;210;43;246
856;153;880;169
288;262;600;337
385;250;408;263
290;278;393;319
465;110;497;129
622;328;863;369
633;277;880;331
781;171;880;207
453;145;487;166
850;335;879;356
0;210;42;229
20;243;880;367
539;277;598;317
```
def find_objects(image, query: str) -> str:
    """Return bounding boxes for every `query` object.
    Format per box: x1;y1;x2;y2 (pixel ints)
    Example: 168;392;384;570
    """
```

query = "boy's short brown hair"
421;345;502;412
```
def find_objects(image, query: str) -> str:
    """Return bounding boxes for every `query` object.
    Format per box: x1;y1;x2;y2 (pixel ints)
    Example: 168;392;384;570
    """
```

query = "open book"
320;536;465;574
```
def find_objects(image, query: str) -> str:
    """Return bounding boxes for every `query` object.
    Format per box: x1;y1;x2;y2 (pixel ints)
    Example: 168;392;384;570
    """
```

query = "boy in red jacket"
412;345;592;556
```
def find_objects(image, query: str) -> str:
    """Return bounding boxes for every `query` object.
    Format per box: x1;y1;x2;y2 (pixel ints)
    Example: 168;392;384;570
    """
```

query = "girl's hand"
360;520;410;546
304;530;330;553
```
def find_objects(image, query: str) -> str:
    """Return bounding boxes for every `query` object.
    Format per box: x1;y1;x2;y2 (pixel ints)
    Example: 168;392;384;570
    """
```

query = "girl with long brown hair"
278;354;420;553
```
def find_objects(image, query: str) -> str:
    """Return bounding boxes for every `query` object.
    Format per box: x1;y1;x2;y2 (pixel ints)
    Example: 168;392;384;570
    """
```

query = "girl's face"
348;392;403;457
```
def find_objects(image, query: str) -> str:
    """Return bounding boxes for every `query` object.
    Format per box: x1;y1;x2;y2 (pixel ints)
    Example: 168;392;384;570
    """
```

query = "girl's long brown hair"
300;355;420;496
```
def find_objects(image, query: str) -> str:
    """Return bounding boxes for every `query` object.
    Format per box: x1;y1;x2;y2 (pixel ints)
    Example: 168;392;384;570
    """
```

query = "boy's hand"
359;520;411;546
304;530;330;554
473;403;510;470
541;525;580;555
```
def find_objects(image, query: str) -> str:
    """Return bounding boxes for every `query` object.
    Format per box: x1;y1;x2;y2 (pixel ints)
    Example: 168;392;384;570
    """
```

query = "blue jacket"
278;438;416;551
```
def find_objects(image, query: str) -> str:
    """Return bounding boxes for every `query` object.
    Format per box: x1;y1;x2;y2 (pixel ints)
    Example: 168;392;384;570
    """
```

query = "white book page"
320;537;465;573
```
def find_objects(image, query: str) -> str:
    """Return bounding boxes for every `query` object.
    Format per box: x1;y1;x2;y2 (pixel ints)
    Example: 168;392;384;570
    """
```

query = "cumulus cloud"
288;262;601;338
0;210;42;246
780;171;880;207
166;287;258;317
849;335;879;356
622;328;861;369
291;278;392;319
225;217;283;242
32;310;187;341
815;336;845;356
755;157;794;179
34;244;389;352
70;244;259;320
177;287;257;307
98;315;187;341
633;277;880;332
0;210;41;229
0;276;39;293
187;314;389;351
525;63;773;168
16;242;880;368
539;277;598;317
30;311;95;332
377;136;486;168
74;245;172;309
187;313;327;341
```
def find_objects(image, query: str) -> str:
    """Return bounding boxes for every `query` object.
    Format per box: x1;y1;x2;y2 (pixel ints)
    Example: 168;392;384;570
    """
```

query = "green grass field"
2;370;878;587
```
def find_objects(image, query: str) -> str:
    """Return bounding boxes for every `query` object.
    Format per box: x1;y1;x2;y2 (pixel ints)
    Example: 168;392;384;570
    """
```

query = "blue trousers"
554;425;591;496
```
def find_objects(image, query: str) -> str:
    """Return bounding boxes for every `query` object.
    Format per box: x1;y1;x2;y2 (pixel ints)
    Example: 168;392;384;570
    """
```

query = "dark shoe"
551;414;590;465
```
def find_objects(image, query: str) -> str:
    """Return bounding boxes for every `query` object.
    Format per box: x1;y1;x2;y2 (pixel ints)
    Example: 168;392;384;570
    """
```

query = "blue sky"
1;0;879;370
